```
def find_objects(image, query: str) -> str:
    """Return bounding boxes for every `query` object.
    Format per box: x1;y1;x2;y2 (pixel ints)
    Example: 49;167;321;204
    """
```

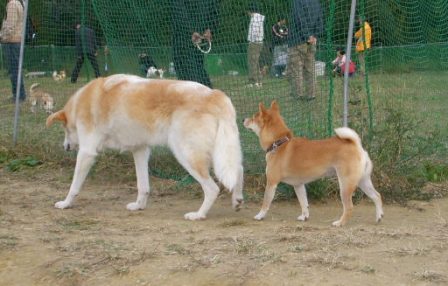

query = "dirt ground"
1;169;448;286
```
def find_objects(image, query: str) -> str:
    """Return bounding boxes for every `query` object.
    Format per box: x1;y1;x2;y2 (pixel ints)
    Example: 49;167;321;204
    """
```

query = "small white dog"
46;74;244;220
52;70;66;82
146;66;164;79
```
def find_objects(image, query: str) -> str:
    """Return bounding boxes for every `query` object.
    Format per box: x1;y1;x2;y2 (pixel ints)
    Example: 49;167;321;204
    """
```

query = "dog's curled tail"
30;83;40;92
335;127;369;173
335;127;362;148
212;92;243;192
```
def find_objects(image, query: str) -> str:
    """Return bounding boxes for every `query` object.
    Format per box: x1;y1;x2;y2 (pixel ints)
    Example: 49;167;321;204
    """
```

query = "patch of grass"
0;234;18;250
360;265;376;274
165;243;190;255
413;270;446;283
6;156;42;171
55;218;100;232
218;219;247;228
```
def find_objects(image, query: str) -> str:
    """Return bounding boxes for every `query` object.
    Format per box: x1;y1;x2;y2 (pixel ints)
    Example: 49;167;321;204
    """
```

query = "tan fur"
46;75;244;220
244;100;383;226
29;83;55;114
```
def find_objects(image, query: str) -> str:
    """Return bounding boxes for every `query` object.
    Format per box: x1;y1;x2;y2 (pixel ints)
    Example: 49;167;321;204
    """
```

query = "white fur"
146;66;164;79
51;75;244;220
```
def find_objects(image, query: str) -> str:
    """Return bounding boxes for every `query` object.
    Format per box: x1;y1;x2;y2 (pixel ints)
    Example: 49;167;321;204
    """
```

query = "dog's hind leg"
332;184;356;227
55;150;96;209
174;150;219;220
184;176;220;220
358;176;384;223
127;147;151;211
294;184;309;221
254;180;278;220
332;169;359;226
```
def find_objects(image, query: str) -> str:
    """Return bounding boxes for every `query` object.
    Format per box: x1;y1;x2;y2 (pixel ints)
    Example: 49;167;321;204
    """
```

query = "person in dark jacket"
171;0;219;88
70;23;100;83
287;0;323;100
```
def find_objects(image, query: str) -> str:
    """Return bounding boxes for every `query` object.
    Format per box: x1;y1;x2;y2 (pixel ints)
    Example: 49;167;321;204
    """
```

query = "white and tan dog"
52;70;66;82
46;74;244;220
244;101;383;226
29;83;55;114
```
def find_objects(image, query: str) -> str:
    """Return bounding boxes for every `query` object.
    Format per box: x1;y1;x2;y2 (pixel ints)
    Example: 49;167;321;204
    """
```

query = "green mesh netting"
1;0;447;179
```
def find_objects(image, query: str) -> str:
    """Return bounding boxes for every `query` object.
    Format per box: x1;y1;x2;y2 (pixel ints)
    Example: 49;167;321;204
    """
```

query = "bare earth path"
1;173;447;286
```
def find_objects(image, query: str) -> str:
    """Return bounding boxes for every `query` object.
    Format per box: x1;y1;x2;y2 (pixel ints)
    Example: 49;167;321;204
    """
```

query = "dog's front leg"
254;182;277;220
294;184;309;221
127;147;151;211
55;150;96;209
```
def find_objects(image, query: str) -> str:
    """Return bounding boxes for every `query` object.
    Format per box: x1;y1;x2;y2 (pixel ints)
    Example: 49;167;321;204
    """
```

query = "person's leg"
71;55;85;83
254;43;263;84
4;43;26;100
87;53;101;78
247;42;257;84
287;44;306;97
304;44;316;98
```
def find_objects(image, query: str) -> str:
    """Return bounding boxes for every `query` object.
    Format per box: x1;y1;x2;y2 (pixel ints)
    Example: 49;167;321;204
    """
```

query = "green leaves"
6;156;43;172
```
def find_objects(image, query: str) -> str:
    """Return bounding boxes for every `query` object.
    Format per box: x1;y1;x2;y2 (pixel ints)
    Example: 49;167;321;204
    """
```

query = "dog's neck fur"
261;116;293;153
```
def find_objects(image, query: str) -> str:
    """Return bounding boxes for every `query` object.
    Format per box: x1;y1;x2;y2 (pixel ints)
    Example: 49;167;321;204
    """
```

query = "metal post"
13;0;29;145
342;0;357;127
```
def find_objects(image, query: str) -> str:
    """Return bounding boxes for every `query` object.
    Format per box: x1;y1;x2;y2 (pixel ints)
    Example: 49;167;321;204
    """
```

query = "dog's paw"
332;220;343;227
297;214;309;221
126;202;145;211
184;212;206;221
54;200;71;209
232;197;244;211
254;211;266;221
376;211;384;223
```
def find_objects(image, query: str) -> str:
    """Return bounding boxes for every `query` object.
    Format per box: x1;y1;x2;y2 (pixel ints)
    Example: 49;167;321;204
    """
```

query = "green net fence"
1;0;447;183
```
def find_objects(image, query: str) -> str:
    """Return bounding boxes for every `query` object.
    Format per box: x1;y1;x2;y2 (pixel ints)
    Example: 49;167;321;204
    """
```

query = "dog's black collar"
266;136;290;153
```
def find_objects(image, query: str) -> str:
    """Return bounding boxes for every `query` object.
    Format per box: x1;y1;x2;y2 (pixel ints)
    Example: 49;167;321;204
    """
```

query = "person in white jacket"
246;3;265;88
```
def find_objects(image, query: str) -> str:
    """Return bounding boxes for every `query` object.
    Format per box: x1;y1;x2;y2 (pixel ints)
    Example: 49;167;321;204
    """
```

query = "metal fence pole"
13;0;29;145
343;0;357;127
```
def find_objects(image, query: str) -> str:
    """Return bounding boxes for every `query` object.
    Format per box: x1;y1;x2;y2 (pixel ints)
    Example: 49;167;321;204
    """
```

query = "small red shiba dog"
244;100;383;226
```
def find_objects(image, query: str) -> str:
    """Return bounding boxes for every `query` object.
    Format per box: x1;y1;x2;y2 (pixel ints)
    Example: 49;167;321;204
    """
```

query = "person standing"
70;23;100;83
271;17;288;77
171;0;219;88
354;16;371;76
287;0;323;100
0;0;26;102
246;2;265;88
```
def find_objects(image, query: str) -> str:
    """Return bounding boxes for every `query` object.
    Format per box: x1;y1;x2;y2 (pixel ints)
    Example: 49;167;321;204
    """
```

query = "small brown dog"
244;100;383;226
29;83;55;114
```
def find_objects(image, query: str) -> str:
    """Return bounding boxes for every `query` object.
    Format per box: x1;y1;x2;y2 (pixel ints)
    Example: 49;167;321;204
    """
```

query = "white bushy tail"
212;104;243;192
335;127;368;174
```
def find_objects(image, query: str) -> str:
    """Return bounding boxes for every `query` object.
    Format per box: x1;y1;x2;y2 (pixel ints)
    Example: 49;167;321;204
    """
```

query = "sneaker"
255;82;263;88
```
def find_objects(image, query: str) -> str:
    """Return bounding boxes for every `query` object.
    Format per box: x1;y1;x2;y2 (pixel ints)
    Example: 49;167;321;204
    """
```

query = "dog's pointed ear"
259;102;267;113
270;100;279;112
46;110;66;127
